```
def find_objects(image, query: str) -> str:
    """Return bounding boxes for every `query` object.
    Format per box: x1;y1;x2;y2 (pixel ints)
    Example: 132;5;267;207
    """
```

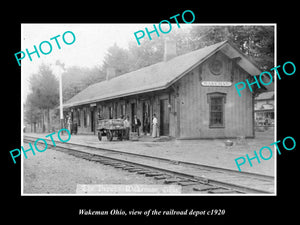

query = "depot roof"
64;40;262;108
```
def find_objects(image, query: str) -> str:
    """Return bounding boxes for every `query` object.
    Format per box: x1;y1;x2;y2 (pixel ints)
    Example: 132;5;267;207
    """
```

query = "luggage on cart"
96;119;125;141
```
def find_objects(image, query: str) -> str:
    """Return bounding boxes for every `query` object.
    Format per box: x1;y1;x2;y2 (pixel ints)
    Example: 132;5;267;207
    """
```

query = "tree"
104;26;274;77
26;64;59;132
188;25;274;70
62;66;104;102
24;93;42;132
127;37;164;71
126;29;192;72
102;43;131;76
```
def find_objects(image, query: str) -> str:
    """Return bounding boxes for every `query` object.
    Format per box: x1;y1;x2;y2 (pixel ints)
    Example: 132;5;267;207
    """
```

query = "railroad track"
24;136;275;194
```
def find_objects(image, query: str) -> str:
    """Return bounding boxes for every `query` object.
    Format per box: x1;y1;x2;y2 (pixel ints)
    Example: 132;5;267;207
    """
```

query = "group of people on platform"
66;111;160;139
122;113;160;140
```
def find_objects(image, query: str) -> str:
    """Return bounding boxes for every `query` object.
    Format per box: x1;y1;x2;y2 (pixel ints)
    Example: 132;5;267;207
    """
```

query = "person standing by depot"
152;114;159;138
123;116;131;140
67;114;72;133
143;112;150;135
132;115;141;136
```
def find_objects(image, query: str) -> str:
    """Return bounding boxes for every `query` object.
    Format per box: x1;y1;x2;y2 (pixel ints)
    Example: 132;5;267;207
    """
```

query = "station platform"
23;129;275;176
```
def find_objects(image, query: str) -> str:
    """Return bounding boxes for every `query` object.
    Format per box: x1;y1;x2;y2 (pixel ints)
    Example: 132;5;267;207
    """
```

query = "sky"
21;24;141;70
21;24;147;102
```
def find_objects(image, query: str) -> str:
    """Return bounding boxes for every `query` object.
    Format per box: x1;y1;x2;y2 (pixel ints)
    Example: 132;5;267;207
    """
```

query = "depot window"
207;92;226;128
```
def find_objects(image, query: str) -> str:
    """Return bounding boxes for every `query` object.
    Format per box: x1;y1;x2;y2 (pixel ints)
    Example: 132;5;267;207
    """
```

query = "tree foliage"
24;64;59;132
100;25;274;76
187;25;274;70
28;64;59;109
62;66;103;102
24;93;43;131
102;43;131;76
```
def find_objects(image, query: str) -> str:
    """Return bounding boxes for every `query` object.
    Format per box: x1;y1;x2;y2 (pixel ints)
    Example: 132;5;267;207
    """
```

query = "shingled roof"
64;40;262;108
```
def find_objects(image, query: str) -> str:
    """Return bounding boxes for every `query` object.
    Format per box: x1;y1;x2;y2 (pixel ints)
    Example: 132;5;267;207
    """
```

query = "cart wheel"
117;131;123;141
97;131;102;141
107;130;113;141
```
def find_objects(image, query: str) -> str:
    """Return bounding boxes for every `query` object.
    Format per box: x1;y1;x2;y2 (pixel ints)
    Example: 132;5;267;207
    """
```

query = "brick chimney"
106;67;116;81
164;40;177;61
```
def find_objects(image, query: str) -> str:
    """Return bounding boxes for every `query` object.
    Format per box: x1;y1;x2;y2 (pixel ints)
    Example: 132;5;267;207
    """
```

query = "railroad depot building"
63;40;267;139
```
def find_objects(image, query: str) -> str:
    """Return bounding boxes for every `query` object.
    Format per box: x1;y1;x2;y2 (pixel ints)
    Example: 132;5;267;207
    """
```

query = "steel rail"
23;136;274;194
24;136;274;181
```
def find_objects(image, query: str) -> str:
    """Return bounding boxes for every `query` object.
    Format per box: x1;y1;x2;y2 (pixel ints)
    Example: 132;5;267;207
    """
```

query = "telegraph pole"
55;60;65;131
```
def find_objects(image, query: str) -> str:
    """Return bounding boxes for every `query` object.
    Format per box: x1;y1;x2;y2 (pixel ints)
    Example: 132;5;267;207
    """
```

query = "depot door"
160;99;169;136
131;103;136;130
91;108;95;134
142;101;150;134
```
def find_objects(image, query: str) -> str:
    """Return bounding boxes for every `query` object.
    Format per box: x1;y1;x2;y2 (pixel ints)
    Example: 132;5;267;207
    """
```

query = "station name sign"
201;81;232;87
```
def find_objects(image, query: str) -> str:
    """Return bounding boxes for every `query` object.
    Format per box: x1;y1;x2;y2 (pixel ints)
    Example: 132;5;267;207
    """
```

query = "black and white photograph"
4;6;298;223
20;23;276;195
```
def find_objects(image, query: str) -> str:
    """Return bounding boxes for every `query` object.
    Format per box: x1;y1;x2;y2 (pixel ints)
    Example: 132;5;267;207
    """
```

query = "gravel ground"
23;146;164;194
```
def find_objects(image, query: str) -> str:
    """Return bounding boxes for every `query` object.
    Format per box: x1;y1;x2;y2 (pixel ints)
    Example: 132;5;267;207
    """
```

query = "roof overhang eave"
62;85;170;109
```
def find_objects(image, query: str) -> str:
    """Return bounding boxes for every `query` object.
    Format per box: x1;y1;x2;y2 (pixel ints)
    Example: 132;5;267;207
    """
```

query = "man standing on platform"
123;116;131;140
133;115;141;136
152;114;159;138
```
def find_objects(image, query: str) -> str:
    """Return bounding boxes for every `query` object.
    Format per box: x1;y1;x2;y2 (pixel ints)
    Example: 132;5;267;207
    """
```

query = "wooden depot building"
63;40;267;139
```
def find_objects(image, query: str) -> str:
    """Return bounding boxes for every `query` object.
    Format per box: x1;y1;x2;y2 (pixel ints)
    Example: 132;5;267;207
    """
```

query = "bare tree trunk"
47;108;50;133
42;109;45;133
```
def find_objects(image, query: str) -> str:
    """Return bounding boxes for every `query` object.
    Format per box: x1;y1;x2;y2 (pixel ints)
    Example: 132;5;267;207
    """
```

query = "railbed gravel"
23;146;163;194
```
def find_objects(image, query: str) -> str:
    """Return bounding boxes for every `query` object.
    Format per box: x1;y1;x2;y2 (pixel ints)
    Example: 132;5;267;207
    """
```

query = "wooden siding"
74;92;171;135
69;51;254;139
75;105;94;134
177;51;254;139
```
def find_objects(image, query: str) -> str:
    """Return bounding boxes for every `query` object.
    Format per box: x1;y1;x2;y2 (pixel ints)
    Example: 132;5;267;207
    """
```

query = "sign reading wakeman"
201;81;232;87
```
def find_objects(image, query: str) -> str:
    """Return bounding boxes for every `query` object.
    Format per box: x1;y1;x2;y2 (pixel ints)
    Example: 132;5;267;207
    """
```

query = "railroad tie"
153;175;172;180
74;153;89;158
164;178;185;184
112;164;128;168
81;155;94;160
194;177;209;184
170;160;180;165
89;157;106;162
136;170;151;174
177;181;199;186
127;168;145;172
122;166;136;170
97;161;111;164
193;184;219;192
207;188;239;194
102;161;118;165
144;172;164;177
